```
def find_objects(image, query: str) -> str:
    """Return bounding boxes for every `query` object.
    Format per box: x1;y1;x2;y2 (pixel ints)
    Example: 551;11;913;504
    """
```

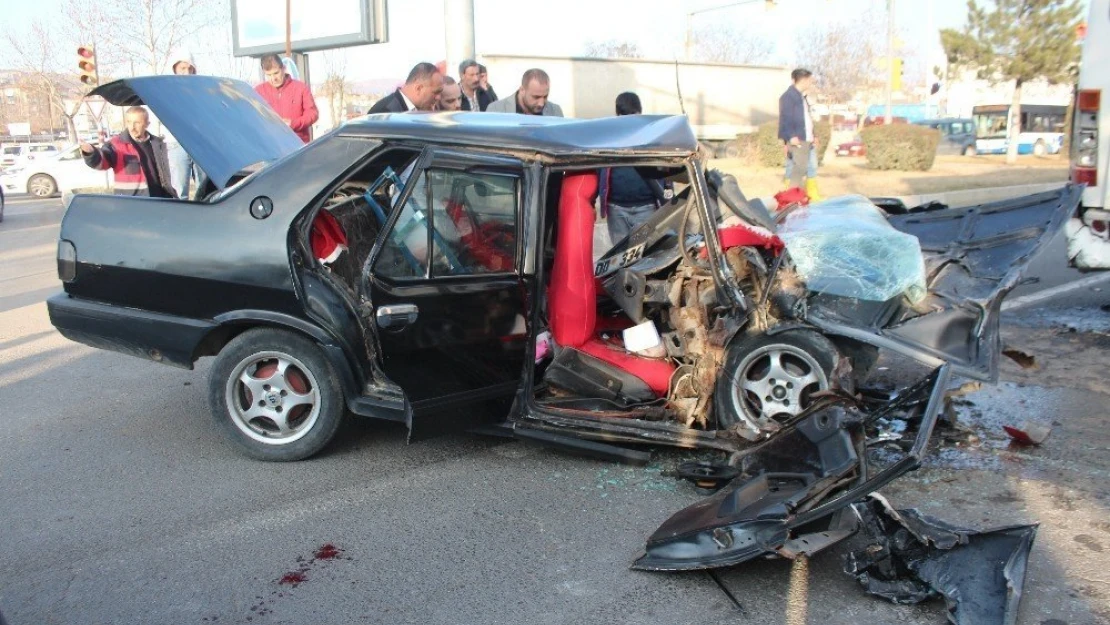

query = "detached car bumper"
47;293;216;368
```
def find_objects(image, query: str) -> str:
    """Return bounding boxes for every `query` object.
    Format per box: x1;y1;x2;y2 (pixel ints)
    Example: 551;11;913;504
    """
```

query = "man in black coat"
368;62;444;114
458;59;493;111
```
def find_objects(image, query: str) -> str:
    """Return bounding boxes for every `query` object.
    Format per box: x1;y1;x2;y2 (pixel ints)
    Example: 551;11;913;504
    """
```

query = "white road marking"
1002;273;1110;311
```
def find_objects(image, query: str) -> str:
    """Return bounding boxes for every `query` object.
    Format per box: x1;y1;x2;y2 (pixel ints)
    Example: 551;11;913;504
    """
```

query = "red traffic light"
77;45;97;86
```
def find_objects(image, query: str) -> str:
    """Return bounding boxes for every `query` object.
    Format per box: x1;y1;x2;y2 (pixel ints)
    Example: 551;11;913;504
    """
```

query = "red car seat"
547;171;675;397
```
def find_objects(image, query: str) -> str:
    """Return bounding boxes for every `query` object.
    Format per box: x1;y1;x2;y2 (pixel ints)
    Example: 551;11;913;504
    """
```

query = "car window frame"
369;148;525;284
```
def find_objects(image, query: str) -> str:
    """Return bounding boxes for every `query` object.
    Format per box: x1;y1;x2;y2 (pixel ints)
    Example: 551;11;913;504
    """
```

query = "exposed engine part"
664;267;724;429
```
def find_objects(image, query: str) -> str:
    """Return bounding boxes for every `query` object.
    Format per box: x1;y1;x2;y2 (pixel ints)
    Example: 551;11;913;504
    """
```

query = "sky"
0;0;1093;85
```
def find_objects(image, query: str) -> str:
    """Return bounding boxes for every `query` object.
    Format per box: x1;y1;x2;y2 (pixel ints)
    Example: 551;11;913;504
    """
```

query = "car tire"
27;174;57;197
1033;140;1047;156
963;145;977;157
208;327;344;461
722;140;742;159
714;329;840;430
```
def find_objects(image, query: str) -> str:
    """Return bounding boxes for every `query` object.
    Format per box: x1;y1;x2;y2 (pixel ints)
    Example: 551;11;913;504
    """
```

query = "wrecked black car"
48;76;1081;571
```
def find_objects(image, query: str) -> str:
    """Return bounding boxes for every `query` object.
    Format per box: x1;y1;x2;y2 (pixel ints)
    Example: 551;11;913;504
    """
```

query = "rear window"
2;147;18;155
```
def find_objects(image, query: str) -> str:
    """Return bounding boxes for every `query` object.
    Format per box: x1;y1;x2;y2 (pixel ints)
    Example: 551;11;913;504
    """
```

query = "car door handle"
376;303;419;328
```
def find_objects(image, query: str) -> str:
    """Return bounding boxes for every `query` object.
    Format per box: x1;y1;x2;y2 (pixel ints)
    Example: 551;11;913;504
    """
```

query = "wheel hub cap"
731;343;830;425
225;352;321;445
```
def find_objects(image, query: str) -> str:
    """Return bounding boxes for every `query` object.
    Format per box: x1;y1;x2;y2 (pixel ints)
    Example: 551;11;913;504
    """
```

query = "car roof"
337;112;699;158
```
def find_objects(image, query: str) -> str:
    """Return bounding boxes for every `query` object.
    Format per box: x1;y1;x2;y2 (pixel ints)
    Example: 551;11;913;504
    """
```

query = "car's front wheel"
208;328;344;461
714;330;840;432
962;145;977;157
27;174;57;197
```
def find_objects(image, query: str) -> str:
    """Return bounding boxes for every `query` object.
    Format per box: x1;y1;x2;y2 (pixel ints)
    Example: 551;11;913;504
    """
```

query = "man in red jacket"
255;54;319;143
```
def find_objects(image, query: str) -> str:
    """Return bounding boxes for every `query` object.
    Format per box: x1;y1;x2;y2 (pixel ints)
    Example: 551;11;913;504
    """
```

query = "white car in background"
1;142;59;170
0;144;112;198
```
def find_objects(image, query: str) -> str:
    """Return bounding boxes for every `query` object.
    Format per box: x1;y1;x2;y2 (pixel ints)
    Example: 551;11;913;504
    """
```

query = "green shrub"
814;120;831;166
735;119;832;168
860;124;941;171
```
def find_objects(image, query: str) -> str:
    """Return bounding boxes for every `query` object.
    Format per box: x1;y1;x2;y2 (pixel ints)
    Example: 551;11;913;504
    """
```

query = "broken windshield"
778;195;928;303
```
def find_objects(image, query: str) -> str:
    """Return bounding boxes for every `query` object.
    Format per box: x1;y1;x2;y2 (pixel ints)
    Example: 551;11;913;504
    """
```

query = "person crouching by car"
599;92;672;244
79;106;174;198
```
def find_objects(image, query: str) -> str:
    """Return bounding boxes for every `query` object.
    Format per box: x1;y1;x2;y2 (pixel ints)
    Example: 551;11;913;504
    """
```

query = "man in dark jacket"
458;59;493;111
79;106;173;198
478;64;497;102
599;92;672;244
778;68;821;200
368;62;444;114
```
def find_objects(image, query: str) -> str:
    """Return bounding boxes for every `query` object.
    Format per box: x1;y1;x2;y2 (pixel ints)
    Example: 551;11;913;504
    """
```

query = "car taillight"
1093;220;1108;234
1072;89;1100;188
58;240;76;282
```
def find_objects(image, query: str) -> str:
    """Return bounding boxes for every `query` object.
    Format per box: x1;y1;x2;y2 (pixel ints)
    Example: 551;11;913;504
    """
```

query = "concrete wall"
480;54;789;132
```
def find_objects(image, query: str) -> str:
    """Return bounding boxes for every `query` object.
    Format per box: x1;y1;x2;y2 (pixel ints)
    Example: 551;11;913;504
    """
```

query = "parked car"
0;144;113;197
48;76;1080;571
0;184;5;223
836;136;866;157
0;142;59;171
914;118;977;155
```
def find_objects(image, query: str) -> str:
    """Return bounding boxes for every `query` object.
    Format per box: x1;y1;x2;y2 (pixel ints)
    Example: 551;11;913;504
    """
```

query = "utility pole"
444;0;476;78
684;0;774;62
884;0;895;124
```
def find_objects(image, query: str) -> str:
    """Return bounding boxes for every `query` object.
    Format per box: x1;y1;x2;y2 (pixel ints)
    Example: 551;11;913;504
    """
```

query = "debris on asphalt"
844;494;1038;625
1002;348;1038;369
674;460;740;492
945;381;982;398
1002;421;1052;445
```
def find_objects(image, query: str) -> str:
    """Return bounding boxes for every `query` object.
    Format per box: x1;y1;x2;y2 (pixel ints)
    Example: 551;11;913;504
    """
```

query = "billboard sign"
231;0;388;57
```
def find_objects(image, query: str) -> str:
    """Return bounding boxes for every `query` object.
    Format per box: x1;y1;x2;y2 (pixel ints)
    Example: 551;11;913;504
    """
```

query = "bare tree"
583;40;644;60
318;50;349;129
795;15;886;104
63;0;221;76
2;20;88;140
690;25;775;65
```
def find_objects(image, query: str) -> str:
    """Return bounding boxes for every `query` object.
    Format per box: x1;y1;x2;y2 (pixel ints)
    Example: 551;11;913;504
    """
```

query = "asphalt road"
1;195;1107;624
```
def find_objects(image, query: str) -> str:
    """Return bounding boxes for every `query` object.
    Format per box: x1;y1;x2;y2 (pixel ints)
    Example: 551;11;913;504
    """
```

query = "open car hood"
91;76;304;190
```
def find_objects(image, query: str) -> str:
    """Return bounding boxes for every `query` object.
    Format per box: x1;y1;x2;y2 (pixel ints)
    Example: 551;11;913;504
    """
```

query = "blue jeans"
607;202;657;244
167;142;195;199
784;142;818;181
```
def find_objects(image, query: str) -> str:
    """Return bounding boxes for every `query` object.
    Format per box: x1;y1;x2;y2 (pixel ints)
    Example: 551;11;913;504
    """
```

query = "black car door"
366;149;530;440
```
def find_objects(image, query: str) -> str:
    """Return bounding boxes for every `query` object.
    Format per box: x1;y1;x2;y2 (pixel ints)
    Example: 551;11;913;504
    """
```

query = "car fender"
206;310;361;401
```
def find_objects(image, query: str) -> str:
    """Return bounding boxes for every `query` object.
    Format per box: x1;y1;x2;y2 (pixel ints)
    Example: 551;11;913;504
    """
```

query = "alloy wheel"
224;351;321;445
730;343;829;423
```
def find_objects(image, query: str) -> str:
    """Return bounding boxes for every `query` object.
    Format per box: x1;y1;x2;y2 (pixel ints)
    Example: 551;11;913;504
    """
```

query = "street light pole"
884;0;895;124
684;0;772;61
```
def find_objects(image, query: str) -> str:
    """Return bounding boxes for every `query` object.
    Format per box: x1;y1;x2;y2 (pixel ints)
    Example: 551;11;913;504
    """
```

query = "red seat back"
548;172;598;347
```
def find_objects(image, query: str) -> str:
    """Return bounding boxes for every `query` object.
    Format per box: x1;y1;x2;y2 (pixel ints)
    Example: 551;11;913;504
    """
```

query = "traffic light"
77;45;97;87
891;57;903;93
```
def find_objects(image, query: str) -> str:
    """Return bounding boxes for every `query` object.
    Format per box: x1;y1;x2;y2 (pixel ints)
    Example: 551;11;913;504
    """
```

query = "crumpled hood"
91;76;304;189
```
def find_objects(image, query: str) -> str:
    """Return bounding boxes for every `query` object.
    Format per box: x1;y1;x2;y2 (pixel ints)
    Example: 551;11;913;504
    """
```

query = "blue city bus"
972;104;1067;155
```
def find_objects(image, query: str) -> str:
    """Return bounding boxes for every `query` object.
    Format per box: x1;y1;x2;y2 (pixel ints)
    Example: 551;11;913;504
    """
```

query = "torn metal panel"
810;185;1082;382
845;494;1038;625
631;366;950;571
